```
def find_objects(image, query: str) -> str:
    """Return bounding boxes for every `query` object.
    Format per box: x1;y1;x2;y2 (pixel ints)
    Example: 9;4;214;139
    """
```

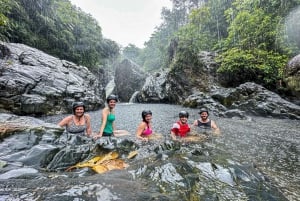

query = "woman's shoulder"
172;122;180;128
139;121;147;127
210;119;216;124
84;113;91;119
58;115;73;126
102;107;110;114
64;115;73;121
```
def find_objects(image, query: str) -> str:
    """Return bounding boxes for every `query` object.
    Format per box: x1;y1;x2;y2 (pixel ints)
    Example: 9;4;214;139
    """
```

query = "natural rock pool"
0;103;299;201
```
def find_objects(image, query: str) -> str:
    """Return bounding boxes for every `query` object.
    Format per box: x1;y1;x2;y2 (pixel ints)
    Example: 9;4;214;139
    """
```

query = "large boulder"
136;51;219;104
284;54;300;102
114;59;147;102
0;113;63;140
0;42;105;115
136;70;171;103
211;82;300;119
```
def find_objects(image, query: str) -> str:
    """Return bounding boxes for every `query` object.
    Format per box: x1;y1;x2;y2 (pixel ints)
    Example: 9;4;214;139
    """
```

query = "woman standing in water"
94;94;118;139
136;110;153;142
58;101;92;136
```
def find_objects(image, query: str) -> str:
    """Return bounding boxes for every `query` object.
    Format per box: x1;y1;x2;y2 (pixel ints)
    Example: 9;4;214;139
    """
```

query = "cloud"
70;0;172;48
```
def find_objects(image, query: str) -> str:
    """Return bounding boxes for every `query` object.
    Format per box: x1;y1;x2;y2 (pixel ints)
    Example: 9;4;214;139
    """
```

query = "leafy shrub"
217;48;288;88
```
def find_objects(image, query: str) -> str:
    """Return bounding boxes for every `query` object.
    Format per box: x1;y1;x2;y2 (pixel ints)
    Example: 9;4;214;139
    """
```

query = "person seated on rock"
170;111;191;140
58;101;92;136
193;108;220;135
136;110;153;142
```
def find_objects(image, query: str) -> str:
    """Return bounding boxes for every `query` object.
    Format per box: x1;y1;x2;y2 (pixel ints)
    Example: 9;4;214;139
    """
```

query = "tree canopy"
0;0;120;69
1;0;300;90
136;0;300;90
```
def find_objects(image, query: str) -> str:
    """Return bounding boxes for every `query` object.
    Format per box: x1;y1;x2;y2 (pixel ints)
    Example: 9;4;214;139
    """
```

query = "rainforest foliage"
0;0;120;69
126;0;300;89
1;0;300;89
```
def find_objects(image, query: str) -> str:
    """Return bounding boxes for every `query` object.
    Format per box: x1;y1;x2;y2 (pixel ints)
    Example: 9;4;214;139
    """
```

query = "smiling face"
200;112;208;121
179;116;188;124
108;99;117;109
74;106;84;117
144;114;152;123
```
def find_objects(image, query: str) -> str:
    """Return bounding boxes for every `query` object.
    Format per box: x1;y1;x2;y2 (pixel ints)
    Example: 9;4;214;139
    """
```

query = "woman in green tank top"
94;95;118;138
103;113;115;136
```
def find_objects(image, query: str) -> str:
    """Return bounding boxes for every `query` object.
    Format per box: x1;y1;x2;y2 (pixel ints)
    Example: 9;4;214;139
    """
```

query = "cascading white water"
129;91;140;103
105;79;115;98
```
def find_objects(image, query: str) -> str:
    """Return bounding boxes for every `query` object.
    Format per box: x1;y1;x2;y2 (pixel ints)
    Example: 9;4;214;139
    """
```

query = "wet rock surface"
284;54;300;101
0;42;104;116
211;82;300;119
0;103;299;201
114;59;147;102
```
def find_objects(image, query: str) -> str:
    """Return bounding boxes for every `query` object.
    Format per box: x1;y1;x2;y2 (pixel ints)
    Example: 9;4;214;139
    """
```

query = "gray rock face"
0;42;105;115
211;82;300;119
114;59;146;102
183;82;300;119
134;50;300;119
136;70;171;103
286;54;300;77
136;51;219;104
284;54;300;100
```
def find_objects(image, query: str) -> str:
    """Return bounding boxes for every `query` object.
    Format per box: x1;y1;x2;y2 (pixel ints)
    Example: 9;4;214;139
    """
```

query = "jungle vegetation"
126;0;300;89
0;0;120;69
1;0;300;89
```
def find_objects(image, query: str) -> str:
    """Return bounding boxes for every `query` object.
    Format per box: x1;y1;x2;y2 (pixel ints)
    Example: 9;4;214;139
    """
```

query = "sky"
69;0;172;48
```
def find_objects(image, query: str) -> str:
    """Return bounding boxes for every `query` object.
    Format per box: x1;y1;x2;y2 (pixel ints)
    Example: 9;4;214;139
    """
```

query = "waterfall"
129;91;139;103
105;79;115;98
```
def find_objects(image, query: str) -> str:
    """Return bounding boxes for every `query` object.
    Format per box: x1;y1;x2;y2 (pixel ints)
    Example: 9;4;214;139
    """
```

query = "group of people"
59;94;118;138
58;94;220;142
136;108;220;142
170;108;220;141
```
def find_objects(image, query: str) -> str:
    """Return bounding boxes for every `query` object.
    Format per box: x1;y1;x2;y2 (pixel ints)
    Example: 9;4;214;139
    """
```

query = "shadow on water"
0;103;299;201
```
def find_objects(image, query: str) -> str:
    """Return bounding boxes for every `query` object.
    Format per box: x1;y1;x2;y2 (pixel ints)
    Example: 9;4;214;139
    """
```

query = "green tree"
217;0;299;89
0;0;10;27
284;5;300;54
139;0;205;72
1;0;120;69
217;48;288;88
122;44;142;65
224;9;280;51
165;0;232;73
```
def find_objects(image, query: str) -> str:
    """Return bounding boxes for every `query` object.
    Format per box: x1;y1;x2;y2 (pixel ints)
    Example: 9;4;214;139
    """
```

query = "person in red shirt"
171;111;191;140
